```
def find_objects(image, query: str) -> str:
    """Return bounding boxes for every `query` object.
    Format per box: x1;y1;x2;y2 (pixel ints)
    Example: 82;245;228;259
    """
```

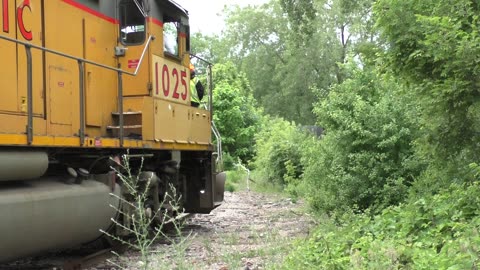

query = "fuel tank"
0;179;120;263
0;151;48;181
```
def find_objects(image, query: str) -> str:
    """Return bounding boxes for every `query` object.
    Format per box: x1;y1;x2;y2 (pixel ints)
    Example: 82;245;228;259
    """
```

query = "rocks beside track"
102;191;314;270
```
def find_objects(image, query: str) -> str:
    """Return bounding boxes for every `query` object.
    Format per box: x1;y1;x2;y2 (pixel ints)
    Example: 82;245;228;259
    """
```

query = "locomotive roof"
159;0;189;23
164;0;188;16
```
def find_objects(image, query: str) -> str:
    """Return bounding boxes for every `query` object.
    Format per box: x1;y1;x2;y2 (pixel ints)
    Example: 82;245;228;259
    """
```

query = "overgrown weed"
102;153;195;270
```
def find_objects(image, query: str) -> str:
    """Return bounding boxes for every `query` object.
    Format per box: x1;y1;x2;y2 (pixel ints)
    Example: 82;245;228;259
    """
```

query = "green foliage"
253;117;306;189
223;2;317;124
304;65;422;213
221;1;332;124
375;0;480;183
280;0;316;36
227;169;247;184
283;182;480;269
224;169;249;192
212;62;252;97
212;62;261;163
190;32;231;71
225;180;236;193
283;159;305;202
190;0;377;125
222;152;236;171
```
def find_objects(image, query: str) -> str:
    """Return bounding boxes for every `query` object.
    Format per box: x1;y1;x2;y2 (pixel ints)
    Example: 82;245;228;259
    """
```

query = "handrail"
189;53;213;66
207;64;213;114
235;162;250;191
134;35;155;75
0;34;155;76
189;53;214;113
211;121;223;170
0;34;155;146
190;54;220;170
25;46;33;144
78;60;85;145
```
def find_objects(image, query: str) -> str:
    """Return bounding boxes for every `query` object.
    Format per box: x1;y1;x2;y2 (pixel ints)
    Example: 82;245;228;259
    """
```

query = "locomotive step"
106;125;142;130
110;111;142;127
111;111;142;116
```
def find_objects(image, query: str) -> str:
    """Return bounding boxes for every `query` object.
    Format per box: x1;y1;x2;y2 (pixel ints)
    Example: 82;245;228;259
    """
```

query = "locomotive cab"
112;0;220;213
111;0;211;146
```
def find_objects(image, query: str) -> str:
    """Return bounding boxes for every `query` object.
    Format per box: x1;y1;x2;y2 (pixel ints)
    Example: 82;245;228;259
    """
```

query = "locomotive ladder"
0;34;155;147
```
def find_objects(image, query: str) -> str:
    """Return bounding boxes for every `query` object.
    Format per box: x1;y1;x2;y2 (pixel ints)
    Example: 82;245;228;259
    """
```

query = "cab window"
163;21;179;56
119;0;146;45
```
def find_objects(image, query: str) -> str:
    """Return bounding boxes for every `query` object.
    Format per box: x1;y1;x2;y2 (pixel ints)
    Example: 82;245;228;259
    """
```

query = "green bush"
283;182;480;269
253;117;307;189
225;180;236;192
224;168;249;192
303;66;422;213
222;152;236;171
227;168;247;184
283;159;306;202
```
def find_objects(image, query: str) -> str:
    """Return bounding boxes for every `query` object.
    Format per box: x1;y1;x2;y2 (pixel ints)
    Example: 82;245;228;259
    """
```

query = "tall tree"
222;1;336;124
189;33;230;69
220;0;376;124
190;0;376;124
280;0;316;37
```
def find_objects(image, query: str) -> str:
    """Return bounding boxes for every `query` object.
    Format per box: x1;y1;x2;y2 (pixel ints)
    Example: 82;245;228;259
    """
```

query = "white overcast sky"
174;0;270;35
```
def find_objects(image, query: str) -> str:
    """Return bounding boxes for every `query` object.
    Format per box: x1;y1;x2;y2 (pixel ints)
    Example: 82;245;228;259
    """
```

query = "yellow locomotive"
0;0;225;262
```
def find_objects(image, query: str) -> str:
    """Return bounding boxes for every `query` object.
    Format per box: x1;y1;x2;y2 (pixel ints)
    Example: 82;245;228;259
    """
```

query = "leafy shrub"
283;182;480;269
303;66;422;213
253;117;307;189
224;168;249;192
283;159;306;202
222;152;236;171
225;180;236;192
227;168;247;184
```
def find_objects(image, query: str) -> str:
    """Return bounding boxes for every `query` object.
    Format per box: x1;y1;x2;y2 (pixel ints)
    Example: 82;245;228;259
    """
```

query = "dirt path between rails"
98;191;315;270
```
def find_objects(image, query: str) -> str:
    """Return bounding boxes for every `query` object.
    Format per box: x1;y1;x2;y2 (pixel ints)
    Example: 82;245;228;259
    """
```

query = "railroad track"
63;248;114;270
